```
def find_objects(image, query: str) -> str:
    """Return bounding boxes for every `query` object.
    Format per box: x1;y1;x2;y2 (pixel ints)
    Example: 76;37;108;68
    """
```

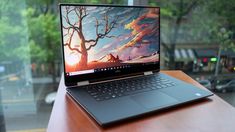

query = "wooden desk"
47;71;235;132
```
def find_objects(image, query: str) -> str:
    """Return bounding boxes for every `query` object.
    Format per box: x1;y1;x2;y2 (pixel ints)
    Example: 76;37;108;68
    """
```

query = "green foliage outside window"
148;0;235;69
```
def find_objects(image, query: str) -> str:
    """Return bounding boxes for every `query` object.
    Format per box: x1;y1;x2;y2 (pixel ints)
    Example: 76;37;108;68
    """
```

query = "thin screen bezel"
59;4;160;86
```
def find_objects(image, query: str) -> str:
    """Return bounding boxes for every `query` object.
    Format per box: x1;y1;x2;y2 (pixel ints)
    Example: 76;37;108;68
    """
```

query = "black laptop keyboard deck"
85;74;176;101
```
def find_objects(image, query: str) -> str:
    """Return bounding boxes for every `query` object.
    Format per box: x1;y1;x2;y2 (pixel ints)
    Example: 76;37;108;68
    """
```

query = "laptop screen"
60;4;160;85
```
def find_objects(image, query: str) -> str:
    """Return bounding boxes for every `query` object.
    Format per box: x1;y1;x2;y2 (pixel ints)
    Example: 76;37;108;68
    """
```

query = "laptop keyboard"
85;75;176;101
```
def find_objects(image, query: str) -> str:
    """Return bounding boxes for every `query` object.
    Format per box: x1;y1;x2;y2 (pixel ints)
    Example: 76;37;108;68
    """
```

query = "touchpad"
131;91;179;109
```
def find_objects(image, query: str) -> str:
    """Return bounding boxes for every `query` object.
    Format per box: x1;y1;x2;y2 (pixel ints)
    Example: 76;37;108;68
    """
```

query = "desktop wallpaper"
61;6;160;73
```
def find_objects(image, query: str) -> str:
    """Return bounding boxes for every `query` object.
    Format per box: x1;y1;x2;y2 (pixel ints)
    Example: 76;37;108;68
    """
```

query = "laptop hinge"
77;81;89;86
144;71;153;75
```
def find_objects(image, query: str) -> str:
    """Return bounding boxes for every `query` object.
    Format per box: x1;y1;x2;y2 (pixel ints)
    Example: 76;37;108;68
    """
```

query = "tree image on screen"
63;6;118;68
62;6;159;72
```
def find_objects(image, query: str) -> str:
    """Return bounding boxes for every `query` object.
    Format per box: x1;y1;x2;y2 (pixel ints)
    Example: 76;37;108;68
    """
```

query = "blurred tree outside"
207;0;235;33
206;0;235;51
23;8;60;88
210;27;234;89
206;0;235;69
0;0;31;83
150;0;205;69
0;1;29;62
149;0;235;69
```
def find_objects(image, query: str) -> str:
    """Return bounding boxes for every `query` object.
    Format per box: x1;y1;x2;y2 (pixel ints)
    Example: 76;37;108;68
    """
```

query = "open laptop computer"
59;4;213;126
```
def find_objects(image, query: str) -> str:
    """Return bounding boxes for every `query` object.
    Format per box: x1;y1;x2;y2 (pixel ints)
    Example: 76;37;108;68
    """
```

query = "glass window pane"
145;0;235;106
0;0;128;131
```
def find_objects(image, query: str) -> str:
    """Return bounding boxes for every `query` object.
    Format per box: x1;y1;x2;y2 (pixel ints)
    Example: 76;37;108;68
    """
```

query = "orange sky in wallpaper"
117;9;159;52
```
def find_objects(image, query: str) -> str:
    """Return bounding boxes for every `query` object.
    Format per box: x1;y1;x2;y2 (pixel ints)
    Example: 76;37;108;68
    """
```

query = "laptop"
59;4;213;126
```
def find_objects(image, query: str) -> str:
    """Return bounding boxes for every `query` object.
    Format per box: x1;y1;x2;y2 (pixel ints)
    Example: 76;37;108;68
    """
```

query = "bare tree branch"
85;15;119;51
64;7;76;28
72;6;88;31
62;6;83;36
80;6;88;20
63;6;118;53
62;21;75;37
64;29;82;53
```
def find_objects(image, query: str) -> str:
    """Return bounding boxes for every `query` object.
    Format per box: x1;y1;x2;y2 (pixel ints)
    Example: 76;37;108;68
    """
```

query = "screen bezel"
59;4;160;86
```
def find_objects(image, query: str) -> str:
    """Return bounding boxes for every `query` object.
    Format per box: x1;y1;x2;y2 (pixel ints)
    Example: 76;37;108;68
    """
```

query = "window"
146;0;235;106
0;0;127;131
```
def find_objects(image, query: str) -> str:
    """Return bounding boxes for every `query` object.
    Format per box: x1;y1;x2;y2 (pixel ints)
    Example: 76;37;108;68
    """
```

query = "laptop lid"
59;4;160;86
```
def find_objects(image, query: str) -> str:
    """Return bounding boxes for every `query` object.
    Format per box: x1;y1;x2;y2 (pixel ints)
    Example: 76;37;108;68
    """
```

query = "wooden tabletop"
47;71;235;132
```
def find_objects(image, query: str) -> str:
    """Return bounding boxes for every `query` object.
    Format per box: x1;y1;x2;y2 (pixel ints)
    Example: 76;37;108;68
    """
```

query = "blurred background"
0;0;234;131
